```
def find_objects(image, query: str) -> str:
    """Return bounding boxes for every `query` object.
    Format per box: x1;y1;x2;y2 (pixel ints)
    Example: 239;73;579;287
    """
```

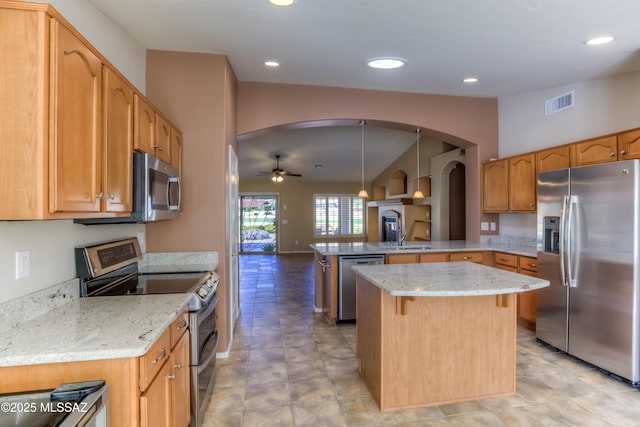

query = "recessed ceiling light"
268;0;295;6
585;36;614;45
463;77;479;84
366;58;406;70
265;61;280;67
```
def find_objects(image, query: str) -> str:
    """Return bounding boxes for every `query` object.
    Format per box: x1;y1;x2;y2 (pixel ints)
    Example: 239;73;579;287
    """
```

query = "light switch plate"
490;222;496;231
480;222;489;231
15;250;30;280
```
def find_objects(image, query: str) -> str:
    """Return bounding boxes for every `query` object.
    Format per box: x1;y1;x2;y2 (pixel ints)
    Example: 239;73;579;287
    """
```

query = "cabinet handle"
610;152;616;157
153;144;164;151
176;320;187;331
621;150;627;155
152;348;167;364
463;256;471;260
528;263;537;268
96;192;104;199
107;194;115;200
174;363;182;369
168;374;175;380
499;258;509;262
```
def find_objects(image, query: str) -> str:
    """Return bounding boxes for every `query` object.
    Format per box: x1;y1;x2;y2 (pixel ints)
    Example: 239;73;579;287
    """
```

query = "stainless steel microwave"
75;152;181;224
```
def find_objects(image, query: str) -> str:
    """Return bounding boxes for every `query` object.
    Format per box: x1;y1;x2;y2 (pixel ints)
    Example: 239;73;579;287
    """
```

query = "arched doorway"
449;162;466;240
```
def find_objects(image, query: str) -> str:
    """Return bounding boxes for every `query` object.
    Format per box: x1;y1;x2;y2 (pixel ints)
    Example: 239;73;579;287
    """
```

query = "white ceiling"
88;0;640;182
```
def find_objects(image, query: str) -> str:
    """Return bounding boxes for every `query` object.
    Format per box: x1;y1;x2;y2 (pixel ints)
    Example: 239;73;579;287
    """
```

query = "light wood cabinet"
508;153;536;211
140;360;171;427
449;251;486;264
570;135;618;166
494;251;537;329
171;128;183;176
536;145;570;173
482;159;509;212
493;252;518;272
134;94;156;155
418;252;448;263
618;128;640;161
386;253;418;264
170;332;191;427
103;67;133;213
155;114;172;163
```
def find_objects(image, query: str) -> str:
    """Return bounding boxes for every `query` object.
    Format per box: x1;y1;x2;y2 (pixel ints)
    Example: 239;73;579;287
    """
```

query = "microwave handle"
167;177;181;211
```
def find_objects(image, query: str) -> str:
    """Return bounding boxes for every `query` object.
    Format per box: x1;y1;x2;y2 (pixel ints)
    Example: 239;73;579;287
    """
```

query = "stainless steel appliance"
75;238;218;426
0;380;109;427
75;152;181;224
537;160;640;385
338;255;385;321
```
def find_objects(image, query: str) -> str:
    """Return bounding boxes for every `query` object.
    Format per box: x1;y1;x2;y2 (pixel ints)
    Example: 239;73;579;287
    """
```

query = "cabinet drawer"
170;308;189;349
418;253;448;263
386;253;418;264
449;252;484;263
494;252;517;268
140;327;171;391
519;256;538;273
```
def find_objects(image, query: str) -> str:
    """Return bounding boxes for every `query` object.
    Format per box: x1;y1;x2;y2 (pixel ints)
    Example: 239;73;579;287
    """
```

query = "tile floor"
202;253;640;427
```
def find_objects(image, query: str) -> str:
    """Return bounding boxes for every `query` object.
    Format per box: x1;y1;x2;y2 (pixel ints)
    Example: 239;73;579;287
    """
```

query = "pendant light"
413;128;425;199
358;120;370;198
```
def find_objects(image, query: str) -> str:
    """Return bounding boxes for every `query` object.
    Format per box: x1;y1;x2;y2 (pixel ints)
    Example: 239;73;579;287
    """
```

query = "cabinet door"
140;360;171;427
103;67;133;213
482;159;508;212
536;146;569;173
618;128;640;161
170;333;191;427
418;253;448;263
570;135;617;166
155;114;172;163
493;252;517;270
134;94;155;154
386;253;417;264
170;128;183;177
509;153;536;211
49;20;102;213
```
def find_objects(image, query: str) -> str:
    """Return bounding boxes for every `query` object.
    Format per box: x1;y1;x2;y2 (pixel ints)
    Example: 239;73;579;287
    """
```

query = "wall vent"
545;90;574;116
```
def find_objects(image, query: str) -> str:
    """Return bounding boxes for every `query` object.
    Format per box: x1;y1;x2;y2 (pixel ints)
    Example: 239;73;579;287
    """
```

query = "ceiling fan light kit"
258;154;302;182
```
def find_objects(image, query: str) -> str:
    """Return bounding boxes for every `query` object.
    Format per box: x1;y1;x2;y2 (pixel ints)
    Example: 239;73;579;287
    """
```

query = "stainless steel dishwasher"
338;255;385;321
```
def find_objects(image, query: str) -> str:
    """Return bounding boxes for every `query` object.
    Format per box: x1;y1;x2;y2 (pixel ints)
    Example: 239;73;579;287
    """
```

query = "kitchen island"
352;261;548;412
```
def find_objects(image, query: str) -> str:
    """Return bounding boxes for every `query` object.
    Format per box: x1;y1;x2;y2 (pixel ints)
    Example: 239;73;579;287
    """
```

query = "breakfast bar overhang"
352;261;549;412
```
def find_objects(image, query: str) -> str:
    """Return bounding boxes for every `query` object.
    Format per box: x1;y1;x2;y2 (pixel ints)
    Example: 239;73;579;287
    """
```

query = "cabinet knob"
153;144;164;151
621;150;627;155
610;152;616;157
168;374;175;380
96;192;104;199
152;348;167;364
174;363;182;369
107;194;115;200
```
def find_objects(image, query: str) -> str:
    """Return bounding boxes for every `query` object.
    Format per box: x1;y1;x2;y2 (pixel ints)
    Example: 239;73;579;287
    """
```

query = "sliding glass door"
239;194;278;253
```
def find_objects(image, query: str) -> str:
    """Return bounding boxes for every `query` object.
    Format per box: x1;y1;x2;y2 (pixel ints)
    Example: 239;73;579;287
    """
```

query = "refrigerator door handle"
566;195;579;287
559;195;569;287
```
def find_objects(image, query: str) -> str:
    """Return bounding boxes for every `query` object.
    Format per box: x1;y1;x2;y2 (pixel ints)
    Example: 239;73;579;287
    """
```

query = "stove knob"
197;288;209;298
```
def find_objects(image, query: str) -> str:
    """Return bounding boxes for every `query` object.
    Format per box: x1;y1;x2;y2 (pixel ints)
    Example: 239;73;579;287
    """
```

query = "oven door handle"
198;329;219;373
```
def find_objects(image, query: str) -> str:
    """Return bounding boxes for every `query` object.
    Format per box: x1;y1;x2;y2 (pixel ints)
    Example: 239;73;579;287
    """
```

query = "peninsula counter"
352;262;549;412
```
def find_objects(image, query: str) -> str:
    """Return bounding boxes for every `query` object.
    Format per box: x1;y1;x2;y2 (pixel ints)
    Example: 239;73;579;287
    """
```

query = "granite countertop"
310;240;537;257
352;262;549;297
0;294;190;367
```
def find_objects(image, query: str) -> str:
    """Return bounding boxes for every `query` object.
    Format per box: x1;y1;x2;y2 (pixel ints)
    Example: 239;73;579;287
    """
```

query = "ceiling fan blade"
281;172;302;177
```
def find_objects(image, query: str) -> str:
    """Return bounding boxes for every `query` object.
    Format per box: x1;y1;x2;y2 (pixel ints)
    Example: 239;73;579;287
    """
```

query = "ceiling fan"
258;154;302;182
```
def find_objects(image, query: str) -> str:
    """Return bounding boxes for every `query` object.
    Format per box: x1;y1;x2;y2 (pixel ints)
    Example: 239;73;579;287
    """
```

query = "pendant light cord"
361;121;365;189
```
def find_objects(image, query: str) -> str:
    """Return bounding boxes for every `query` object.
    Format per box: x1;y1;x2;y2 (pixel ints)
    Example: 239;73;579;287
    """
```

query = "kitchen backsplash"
140;251;218;268
0;278;78;333
481;235;536;248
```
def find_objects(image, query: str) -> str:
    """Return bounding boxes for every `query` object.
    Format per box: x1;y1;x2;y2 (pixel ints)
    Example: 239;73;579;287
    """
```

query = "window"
314;194;364;237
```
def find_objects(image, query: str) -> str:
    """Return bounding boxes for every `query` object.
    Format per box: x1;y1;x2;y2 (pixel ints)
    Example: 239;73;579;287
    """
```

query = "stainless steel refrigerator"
537;159;640;385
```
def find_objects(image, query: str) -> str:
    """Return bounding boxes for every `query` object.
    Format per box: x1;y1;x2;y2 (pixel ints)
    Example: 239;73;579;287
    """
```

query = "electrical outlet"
15;250;30;280
480;222;489;231
490;222;496;231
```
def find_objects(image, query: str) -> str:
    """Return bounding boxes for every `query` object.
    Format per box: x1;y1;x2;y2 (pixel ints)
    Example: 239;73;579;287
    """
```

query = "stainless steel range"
75;237;218;427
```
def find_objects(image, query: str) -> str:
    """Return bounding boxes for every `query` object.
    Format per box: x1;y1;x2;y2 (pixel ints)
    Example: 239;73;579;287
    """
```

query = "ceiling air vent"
545;90;574;116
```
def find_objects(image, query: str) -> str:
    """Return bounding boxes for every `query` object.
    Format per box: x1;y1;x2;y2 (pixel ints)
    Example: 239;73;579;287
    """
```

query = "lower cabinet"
494;252;538;329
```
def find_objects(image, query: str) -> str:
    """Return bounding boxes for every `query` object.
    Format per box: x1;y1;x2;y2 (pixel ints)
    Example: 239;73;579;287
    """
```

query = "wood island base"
356;277;518;412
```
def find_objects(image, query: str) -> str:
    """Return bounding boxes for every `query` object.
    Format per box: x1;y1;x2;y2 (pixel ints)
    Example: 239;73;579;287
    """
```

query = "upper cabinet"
170;128;183;176
618;128;640;161
570;135;618;167
0;3;181;220
535;145;570;173
482;159;508;212
134;94;180;166
482;156;535;213
508;153;536;211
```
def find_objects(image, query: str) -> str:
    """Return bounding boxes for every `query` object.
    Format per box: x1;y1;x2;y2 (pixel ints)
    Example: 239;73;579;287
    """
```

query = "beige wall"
240;181;366;252
144;50;237;352
237;82;499;241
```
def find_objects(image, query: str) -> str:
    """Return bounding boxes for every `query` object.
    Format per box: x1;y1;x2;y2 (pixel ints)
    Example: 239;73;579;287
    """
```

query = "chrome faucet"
398;233;407;246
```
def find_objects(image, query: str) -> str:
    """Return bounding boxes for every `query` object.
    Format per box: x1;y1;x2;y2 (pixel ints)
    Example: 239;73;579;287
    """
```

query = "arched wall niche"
236;82;499;240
